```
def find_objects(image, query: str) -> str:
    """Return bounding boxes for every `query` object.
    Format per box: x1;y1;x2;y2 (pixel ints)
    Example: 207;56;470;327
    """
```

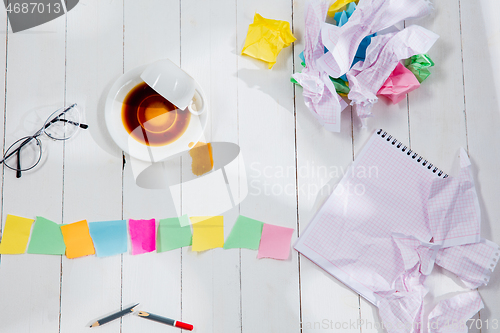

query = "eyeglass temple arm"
43;103;88;130
16;149;22;178
48;118;88;129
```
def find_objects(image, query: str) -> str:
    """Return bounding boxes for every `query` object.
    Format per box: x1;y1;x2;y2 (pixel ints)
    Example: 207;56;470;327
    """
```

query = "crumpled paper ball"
241;13;296;69
377;62;420;104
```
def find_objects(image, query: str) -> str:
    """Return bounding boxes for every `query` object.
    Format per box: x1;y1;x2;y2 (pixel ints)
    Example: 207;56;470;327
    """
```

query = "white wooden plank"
0;9;65;333
236;1;300;332
292;1;362;332
59;1;124;332
179;0;241;332
0;0;7;223
406;0;470;331
460;0;500;331
121;1;182;333
406;1;467;173
354;34;412;333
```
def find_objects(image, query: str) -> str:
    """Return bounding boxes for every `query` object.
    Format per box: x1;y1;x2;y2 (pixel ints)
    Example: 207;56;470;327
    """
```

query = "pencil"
137;311;193;331
90;303;139;328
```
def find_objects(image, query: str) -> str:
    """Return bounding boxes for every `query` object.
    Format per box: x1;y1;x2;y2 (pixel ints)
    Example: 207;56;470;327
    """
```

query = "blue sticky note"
88;220;128;257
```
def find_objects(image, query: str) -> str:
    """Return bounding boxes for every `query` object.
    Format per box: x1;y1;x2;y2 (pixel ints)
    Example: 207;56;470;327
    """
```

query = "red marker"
137;311;193;331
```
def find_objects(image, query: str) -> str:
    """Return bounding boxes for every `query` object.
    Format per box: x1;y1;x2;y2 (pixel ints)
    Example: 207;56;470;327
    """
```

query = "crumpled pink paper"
377;62;420;104
346;25;439;126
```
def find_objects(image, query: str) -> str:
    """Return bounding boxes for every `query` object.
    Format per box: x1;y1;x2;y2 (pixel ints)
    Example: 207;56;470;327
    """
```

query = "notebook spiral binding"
376;129;448;178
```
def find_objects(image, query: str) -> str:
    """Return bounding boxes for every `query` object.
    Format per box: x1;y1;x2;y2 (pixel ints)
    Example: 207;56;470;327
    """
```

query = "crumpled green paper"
404;54;434;83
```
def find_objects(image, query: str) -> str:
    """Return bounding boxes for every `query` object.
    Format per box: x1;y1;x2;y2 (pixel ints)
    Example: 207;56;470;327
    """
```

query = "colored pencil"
137;310;193;331
90;303;139;328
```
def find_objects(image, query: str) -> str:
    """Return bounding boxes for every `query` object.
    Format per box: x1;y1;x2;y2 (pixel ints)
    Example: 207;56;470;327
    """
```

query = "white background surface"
0;0;499;332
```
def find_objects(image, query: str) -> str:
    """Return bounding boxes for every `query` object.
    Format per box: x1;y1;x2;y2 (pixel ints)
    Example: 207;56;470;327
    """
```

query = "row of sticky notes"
0;215;295;260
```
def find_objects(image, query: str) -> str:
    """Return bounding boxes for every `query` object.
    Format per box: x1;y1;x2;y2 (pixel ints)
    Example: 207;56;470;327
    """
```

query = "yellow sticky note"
241;13;296;69
328;0;357;17
191;216;224;251
60;220;95;259
0;215;34;254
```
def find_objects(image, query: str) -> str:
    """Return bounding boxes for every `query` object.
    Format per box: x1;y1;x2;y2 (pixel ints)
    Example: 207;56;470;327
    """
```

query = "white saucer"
104;64;208;162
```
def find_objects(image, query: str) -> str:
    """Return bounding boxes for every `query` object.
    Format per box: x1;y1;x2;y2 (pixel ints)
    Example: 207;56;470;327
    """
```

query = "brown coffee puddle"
189;142;213;176
122;82;191;147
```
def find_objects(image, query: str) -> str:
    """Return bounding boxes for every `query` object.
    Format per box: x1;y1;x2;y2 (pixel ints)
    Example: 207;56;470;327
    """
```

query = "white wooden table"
0;0;499;332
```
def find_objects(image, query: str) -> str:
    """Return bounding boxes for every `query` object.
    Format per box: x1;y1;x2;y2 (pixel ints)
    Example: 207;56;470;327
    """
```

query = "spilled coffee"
122;81;191;146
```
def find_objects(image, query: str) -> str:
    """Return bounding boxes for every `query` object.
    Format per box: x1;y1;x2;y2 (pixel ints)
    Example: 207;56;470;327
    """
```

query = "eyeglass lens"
44;105;82;140
3;136;42;173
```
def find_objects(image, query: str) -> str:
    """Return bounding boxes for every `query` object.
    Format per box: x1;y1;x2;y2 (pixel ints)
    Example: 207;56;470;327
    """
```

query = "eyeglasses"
0;103;88;178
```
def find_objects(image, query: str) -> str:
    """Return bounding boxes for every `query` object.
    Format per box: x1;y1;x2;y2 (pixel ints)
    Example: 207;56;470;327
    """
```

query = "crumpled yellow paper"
327;0;357;17
241;13;296;69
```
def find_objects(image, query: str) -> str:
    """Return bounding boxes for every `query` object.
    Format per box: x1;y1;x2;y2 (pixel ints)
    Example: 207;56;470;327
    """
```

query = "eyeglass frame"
0;103;88;178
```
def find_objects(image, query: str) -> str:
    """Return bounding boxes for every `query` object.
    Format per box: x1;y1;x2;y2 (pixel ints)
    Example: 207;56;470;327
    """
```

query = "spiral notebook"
295;129;484;305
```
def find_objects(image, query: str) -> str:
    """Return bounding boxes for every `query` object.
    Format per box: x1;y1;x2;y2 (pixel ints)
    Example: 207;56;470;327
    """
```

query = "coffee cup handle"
187;88;205;116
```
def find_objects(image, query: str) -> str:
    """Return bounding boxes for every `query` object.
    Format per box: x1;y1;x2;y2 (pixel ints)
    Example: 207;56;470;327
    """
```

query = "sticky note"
27;216;65;255
191;216;224;251
223;216;263;250
257;224;294;260
60;220;95;259
241;13;296;69
129;219;156;255
157;216;192;252
0;214;34;254
88;220;128;257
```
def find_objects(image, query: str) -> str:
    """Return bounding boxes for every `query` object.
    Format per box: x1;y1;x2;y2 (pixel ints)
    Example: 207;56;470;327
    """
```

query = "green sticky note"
0;215;34;254
223;215;263;250
27;216;66;255
157;215;192;252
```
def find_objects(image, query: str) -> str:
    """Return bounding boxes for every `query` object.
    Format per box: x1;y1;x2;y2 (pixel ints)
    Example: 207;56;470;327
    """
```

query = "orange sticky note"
60;220;95;259
0;214;34;254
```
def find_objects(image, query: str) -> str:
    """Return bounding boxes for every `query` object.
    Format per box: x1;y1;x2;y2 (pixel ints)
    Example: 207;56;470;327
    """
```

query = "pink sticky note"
129;219;156;255
377;62;420;104
257;224;294;260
